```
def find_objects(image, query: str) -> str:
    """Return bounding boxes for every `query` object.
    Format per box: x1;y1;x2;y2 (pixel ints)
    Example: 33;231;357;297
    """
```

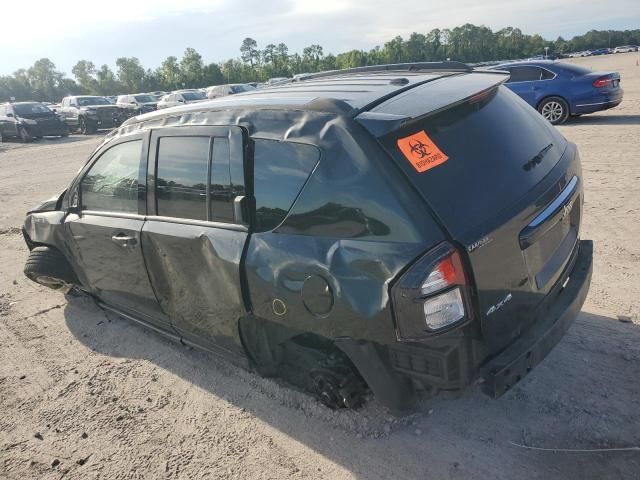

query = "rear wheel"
538;96;569;125
24;246;76;291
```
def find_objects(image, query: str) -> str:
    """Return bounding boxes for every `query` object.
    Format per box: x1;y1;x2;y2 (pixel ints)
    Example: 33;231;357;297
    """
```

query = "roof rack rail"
291;62;473;82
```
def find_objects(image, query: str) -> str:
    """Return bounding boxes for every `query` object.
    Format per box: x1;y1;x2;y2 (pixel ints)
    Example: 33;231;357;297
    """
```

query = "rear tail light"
391;242;472;340
592;77;613;88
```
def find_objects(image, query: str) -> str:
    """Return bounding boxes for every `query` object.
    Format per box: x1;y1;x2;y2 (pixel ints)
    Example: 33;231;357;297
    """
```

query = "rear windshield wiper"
523;143;553;171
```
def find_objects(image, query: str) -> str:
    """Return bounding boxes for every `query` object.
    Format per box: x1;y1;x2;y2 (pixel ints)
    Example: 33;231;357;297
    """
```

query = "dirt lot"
1;53;639;480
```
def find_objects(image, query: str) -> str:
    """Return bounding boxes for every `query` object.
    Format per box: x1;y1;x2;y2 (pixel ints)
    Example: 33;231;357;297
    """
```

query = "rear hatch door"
373;82;581;355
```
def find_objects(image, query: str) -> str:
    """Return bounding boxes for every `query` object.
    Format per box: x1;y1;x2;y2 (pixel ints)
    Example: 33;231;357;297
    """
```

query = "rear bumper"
338;240;592;413
572;91;623;114
479;239;593;397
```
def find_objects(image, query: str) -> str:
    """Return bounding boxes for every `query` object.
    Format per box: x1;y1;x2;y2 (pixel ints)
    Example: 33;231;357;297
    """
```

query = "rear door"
141;126;250;356
65;133;171;329
504;66;548;106
379;86;580;355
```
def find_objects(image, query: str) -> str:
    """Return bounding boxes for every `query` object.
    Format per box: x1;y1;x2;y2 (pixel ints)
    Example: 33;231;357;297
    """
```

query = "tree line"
2;25;639;102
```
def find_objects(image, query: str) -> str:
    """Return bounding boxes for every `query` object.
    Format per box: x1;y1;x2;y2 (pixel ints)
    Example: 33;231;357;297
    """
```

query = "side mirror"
52;108;57;113
178;99;185;103
67;188;80;213
6;113;14;118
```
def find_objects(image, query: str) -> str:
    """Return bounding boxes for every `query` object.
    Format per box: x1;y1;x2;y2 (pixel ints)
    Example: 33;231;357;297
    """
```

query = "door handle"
111;234;138;247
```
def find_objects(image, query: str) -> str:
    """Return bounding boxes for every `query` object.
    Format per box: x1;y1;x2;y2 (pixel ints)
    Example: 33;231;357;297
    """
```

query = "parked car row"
0;102;69;141
567;46;638;57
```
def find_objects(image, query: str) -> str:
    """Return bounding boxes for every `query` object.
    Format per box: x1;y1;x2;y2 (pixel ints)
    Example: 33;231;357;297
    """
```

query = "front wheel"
78;117;96;135
538;97;569;125
19;126;33;143
24;246;77;291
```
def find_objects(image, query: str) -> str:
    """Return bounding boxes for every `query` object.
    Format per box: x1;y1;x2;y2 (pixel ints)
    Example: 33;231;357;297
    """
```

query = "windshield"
78;97;111;106
230;84;256;94
182;91;206;101
134;95;156;103
13;103;51;115
558;63;592;76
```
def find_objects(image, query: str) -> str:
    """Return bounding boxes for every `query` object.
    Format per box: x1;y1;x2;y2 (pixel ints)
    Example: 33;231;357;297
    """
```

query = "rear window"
381;86;567;235
253;139;320;232
558;63;592;76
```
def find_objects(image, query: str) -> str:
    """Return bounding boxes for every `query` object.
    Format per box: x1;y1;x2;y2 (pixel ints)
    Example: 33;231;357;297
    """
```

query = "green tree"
27;58;65;100
180;48;204;88
115;57;146;93
240;37;260;67
72;60;98;94
156;56;182;90
95;65;120;95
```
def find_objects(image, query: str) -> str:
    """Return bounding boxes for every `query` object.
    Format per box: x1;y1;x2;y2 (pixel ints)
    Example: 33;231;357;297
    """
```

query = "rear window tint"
381;86;567;234
156;136;210;221
558;63;592;76
253;139;320;232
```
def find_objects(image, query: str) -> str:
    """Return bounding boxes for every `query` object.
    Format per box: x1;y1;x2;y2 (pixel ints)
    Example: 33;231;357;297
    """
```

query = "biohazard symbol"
397;130;449;173
409;139;430;159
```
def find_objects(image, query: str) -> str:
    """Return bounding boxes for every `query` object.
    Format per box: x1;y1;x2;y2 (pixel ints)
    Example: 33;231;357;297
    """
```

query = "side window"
80;140;143;213
156;136;210;221
210;137;234;222
541;68;555;80
508;66;543;83
253;139;320;232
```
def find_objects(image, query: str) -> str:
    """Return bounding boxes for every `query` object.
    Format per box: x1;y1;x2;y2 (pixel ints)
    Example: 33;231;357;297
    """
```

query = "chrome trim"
528;176;578;228
82;210;145;220
146;215;248;232
575;101;615;107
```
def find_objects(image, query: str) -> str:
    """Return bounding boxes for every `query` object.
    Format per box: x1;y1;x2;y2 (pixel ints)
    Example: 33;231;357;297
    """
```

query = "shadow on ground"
63;297;640;480
566;114;640;126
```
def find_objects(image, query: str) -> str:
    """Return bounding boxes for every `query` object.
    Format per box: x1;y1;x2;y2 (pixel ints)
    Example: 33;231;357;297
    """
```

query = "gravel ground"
0;53;639;479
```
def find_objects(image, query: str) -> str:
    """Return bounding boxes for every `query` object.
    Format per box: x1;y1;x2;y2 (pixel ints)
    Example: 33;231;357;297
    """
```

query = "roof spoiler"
290;62;473;82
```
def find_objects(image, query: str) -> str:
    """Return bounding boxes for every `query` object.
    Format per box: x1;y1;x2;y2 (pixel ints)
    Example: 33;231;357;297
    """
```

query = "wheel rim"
541;101;564;122
35;275;65;289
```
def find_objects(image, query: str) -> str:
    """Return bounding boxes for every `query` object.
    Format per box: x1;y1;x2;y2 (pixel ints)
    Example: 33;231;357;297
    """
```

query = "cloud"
1;0;638;75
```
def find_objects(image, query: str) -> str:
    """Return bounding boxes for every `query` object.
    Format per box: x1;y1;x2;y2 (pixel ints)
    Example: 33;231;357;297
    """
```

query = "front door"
65;133;171;330
140;126;250;356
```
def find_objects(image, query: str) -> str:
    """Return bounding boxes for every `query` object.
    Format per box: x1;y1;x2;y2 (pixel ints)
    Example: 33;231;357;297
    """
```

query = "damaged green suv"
22;63;592;413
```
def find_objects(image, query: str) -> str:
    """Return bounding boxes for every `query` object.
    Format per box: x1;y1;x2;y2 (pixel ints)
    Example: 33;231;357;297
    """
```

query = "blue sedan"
491;61;623;124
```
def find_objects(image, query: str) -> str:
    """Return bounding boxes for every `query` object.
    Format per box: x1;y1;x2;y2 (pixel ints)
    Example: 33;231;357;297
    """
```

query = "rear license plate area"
522;196;580;291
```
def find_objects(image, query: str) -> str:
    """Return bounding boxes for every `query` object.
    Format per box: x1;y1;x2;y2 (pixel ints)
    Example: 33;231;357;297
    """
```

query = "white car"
206;84;256;99
613;45;638;53
157;91;207;109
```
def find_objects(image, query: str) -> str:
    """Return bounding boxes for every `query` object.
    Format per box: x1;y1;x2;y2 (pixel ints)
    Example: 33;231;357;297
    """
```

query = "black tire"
19;126;33;143
78;117;88;135
24;246;76;290
538;96;569;125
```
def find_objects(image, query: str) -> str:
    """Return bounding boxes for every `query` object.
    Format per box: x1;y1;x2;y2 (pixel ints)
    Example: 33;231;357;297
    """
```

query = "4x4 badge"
486;293;513;316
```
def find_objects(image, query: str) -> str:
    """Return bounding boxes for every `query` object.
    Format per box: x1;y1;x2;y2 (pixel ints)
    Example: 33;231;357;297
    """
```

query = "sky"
1;0;639;76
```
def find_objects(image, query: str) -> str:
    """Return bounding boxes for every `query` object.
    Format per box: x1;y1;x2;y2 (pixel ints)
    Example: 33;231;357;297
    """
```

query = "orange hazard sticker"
397;131;449;173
